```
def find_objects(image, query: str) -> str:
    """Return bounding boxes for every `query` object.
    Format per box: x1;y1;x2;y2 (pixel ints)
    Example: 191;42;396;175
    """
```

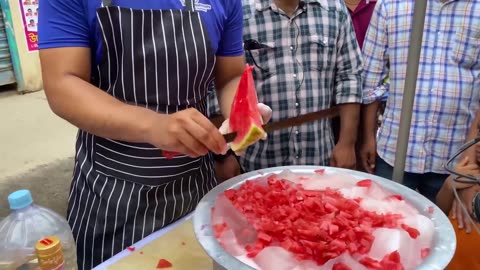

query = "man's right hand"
147;108;228;158
359;135;377;173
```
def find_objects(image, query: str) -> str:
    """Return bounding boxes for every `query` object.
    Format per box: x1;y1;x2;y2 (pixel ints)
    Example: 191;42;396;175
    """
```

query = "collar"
255;0;328;12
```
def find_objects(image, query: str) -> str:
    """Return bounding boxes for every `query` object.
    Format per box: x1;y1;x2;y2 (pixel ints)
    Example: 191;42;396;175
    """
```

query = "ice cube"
339;186;369;199
302;172;359;190
214;194;257;245
254;247;299;270
218;229;246;256
401;214;434;249
369;228;421;270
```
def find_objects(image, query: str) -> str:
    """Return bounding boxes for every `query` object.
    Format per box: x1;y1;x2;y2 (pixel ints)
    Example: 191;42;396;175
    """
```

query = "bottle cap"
8;190;33;210
35;236;64;270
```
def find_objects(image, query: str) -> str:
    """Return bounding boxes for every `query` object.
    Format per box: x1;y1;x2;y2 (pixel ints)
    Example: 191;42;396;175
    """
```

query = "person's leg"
374;156;394;180
331;116;341;144
418;173;449;203
374;157;419;191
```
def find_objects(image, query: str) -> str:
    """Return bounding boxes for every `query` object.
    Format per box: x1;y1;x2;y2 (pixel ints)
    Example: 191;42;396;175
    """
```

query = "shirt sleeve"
334;4;364;105
362;0;389;104
207;86;222;117
38;0;90;49
216;0;244;57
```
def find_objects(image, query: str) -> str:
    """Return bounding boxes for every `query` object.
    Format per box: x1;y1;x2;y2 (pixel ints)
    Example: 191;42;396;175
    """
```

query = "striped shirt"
209;0;363;172
362;0;480;174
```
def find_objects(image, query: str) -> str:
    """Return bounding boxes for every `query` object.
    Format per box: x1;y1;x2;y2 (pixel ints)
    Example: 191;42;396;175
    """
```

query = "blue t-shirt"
38;0;244;67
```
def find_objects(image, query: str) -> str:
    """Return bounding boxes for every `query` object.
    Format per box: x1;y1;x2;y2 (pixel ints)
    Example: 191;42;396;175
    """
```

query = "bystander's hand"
448;157;480;233
330;143;356;169
359;135;376;173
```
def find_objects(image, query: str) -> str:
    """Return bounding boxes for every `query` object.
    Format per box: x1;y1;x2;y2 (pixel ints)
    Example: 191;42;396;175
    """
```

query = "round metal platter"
193;166;456;270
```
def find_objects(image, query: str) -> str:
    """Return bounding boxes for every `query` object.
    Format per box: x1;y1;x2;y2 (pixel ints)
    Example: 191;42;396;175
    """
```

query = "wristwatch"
212;149;235;162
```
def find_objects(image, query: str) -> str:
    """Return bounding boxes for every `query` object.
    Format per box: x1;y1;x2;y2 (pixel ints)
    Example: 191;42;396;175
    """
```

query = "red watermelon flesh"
229;65;266;151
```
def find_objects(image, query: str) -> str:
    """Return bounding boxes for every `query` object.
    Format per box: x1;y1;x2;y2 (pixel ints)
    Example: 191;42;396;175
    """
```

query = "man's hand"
455;156;480;183
359;135;377;173
219;103;272;156
214;155;241;183
330;143;356;169
452;186;480;234
147;108;228;158
475;142;480;164
449;157;480;233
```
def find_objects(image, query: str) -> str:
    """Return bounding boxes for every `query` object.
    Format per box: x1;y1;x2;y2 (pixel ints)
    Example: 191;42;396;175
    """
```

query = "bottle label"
39;258;64;270
51;262;65;270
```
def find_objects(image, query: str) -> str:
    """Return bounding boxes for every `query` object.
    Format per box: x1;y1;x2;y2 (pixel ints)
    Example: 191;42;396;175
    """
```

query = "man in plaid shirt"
209;0;363;178
360;0;480;202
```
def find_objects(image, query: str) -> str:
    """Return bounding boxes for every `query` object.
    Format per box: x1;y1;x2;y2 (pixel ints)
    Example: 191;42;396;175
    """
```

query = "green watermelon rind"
230;123;266;152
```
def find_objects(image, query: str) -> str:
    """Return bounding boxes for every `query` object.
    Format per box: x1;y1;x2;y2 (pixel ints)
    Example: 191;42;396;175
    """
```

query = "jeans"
374;157;448;203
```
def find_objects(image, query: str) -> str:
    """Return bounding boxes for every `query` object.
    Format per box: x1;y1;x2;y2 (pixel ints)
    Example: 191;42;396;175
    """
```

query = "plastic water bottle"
0;190;77;270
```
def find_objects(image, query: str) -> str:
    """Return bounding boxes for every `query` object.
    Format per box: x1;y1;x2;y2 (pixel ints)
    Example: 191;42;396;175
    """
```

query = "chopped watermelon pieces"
401;224;420;239
212;172;435;269
387;194;403;201
229;65;266;151
356;179;373;187
421;248;430;259
219;178;411;265
156;259;172;268
360;251;404;270
332;262;352;270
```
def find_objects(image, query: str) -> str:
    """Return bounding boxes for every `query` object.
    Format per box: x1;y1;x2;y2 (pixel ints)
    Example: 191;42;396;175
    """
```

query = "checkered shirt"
208;0;363;172
362;0;480;174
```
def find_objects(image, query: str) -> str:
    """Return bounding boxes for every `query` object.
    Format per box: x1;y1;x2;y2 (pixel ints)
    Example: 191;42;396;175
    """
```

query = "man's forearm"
436;177;455;214
338;103;361;145
45;75;162;144
216;76;240;119
361;100;381;139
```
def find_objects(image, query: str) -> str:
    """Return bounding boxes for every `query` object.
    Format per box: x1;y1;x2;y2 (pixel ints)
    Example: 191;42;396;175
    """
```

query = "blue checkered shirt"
362;0;480;174
208;0;363;172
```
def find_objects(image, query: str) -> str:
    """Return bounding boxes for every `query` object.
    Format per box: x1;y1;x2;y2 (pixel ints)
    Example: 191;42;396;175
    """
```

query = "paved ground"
0;89;77;218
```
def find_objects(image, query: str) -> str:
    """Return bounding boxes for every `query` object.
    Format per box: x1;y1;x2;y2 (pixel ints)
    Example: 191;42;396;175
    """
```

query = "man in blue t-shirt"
38;0;271;268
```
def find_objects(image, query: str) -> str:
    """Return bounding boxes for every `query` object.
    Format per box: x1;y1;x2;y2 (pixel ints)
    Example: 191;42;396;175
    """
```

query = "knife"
223;106;339;143
162;107;338;158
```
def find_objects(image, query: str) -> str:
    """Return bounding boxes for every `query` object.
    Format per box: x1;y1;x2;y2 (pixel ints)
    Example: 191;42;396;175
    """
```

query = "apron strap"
101;0;112;7
185;0;195;12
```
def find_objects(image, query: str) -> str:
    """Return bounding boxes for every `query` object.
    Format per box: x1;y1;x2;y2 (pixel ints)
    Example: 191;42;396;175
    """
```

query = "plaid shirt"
208;0;363;172
363;0;480;174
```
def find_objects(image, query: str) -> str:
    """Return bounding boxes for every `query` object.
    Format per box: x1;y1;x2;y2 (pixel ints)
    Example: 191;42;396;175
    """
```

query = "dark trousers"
332;116;340;144
374;157;447;203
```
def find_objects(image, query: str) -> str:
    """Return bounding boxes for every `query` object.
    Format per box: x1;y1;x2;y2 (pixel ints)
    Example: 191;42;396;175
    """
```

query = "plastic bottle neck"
11;204;35;213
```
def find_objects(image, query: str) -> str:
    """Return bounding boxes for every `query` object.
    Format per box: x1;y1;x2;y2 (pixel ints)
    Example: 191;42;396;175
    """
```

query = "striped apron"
66;0;217;269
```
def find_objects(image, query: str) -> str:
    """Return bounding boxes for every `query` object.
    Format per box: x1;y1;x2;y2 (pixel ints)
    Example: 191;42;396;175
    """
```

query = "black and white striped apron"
66;0;217;269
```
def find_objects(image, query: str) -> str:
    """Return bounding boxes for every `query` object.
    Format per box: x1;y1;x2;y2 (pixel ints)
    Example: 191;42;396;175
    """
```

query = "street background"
0;88;77;218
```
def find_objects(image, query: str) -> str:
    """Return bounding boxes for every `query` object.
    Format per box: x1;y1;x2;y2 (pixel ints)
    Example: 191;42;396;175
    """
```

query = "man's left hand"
214;155;241;183
219;103;272;156
330;143;356;169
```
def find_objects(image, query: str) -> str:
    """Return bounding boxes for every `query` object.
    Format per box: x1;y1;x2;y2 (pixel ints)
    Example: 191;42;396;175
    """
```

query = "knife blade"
162;107;339;158
223;106;339;143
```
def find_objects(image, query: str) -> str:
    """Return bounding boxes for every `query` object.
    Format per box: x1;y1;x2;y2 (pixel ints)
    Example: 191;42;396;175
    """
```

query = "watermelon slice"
229;65;266;151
